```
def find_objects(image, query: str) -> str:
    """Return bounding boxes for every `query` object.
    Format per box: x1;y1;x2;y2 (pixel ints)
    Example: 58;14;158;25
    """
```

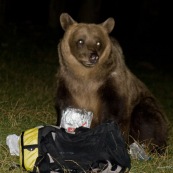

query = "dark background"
0;0;172;73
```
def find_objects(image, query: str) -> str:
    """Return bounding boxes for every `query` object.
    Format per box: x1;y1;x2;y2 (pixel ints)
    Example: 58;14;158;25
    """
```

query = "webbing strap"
20;132;25;170
42;132;68;171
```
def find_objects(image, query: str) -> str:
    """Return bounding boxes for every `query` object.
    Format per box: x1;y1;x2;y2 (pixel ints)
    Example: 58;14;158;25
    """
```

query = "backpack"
19;121;131;173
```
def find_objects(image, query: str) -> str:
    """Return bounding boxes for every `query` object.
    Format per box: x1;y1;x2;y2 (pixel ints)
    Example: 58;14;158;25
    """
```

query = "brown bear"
55;13;169;154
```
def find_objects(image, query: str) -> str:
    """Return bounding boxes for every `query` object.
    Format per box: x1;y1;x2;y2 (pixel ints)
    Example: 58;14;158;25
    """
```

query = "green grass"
0;31;173;172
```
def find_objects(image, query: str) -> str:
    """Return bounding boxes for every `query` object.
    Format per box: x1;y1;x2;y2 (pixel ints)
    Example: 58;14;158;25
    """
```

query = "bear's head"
59;13;115;68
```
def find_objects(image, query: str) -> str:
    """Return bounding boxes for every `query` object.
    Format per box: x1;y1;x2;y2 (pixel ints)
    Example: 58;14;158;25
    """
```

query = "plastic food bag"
60;107;93;133
129;142;150;161
6;134;20;156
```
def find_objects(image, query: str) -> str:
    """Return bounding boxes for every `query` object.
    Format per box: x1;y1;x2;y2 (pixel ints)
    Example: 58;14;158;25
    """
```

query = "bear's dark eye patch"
96;41;101;47
77;39;84;47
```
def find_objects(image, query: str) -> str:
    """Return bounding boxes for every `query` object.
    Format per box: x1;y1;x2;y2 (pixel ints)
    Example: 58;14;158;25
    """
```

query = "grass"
0;27;173;172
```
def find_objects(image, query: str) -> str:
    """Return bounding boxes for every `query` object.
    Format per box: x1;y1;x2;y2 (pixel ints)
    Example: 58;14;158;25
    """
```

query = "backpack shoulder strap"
40;128;69;171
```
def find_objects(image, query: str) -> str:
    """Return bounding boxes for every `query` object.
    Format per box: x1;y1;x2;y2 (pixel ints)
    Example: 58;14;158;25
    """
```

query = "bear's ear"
100;17;115;34
60;13;77;31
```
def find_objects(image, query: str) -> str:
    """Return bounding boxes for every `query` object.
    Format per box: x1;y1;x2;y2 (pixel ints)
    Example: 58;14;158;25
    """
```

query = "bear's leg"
129;97;168;154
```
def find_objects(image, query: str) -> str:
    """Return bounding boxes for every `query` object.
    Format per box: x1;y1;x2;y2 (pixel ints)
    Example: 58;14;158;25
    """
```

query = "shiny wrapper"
129;142;150;160
60;107;93;133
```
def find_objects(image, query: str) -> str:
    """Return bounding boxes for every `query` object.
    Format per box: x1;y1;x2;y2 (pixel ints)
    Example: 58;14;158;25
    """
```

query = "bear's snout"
89;52;99;64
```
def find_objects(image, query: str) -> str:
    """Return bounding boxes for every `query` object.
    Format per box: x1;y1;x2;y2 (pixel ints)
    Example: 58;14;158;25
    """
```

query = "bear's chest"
68;80;103;120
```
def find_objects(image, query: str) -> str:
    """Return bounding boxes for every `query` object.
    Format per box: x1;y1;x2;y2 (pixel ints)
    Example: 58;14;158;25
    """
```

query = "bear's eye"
77;39;84;47
96;41;101;47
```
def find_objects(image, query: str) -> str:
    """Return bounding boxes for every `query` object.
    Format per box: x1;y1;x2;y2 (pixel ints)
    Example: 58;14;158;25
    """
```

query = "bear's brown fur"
55;13;169;153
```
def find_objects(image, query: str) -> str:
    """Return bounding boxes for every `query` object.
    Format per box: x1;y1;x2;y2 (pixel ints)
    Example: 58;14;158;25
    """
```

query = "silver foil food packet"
60;107;93;133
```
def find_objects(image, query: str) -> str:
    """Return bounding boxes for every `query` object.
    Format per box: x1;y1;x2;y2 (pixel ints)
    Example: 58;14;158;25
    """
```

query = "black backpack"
19;121;131;173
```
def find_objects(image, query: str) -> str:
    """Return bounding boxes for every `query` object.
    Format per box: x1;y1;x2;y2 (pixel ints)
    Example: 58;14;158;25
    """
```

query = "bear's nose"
89;52;99;64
